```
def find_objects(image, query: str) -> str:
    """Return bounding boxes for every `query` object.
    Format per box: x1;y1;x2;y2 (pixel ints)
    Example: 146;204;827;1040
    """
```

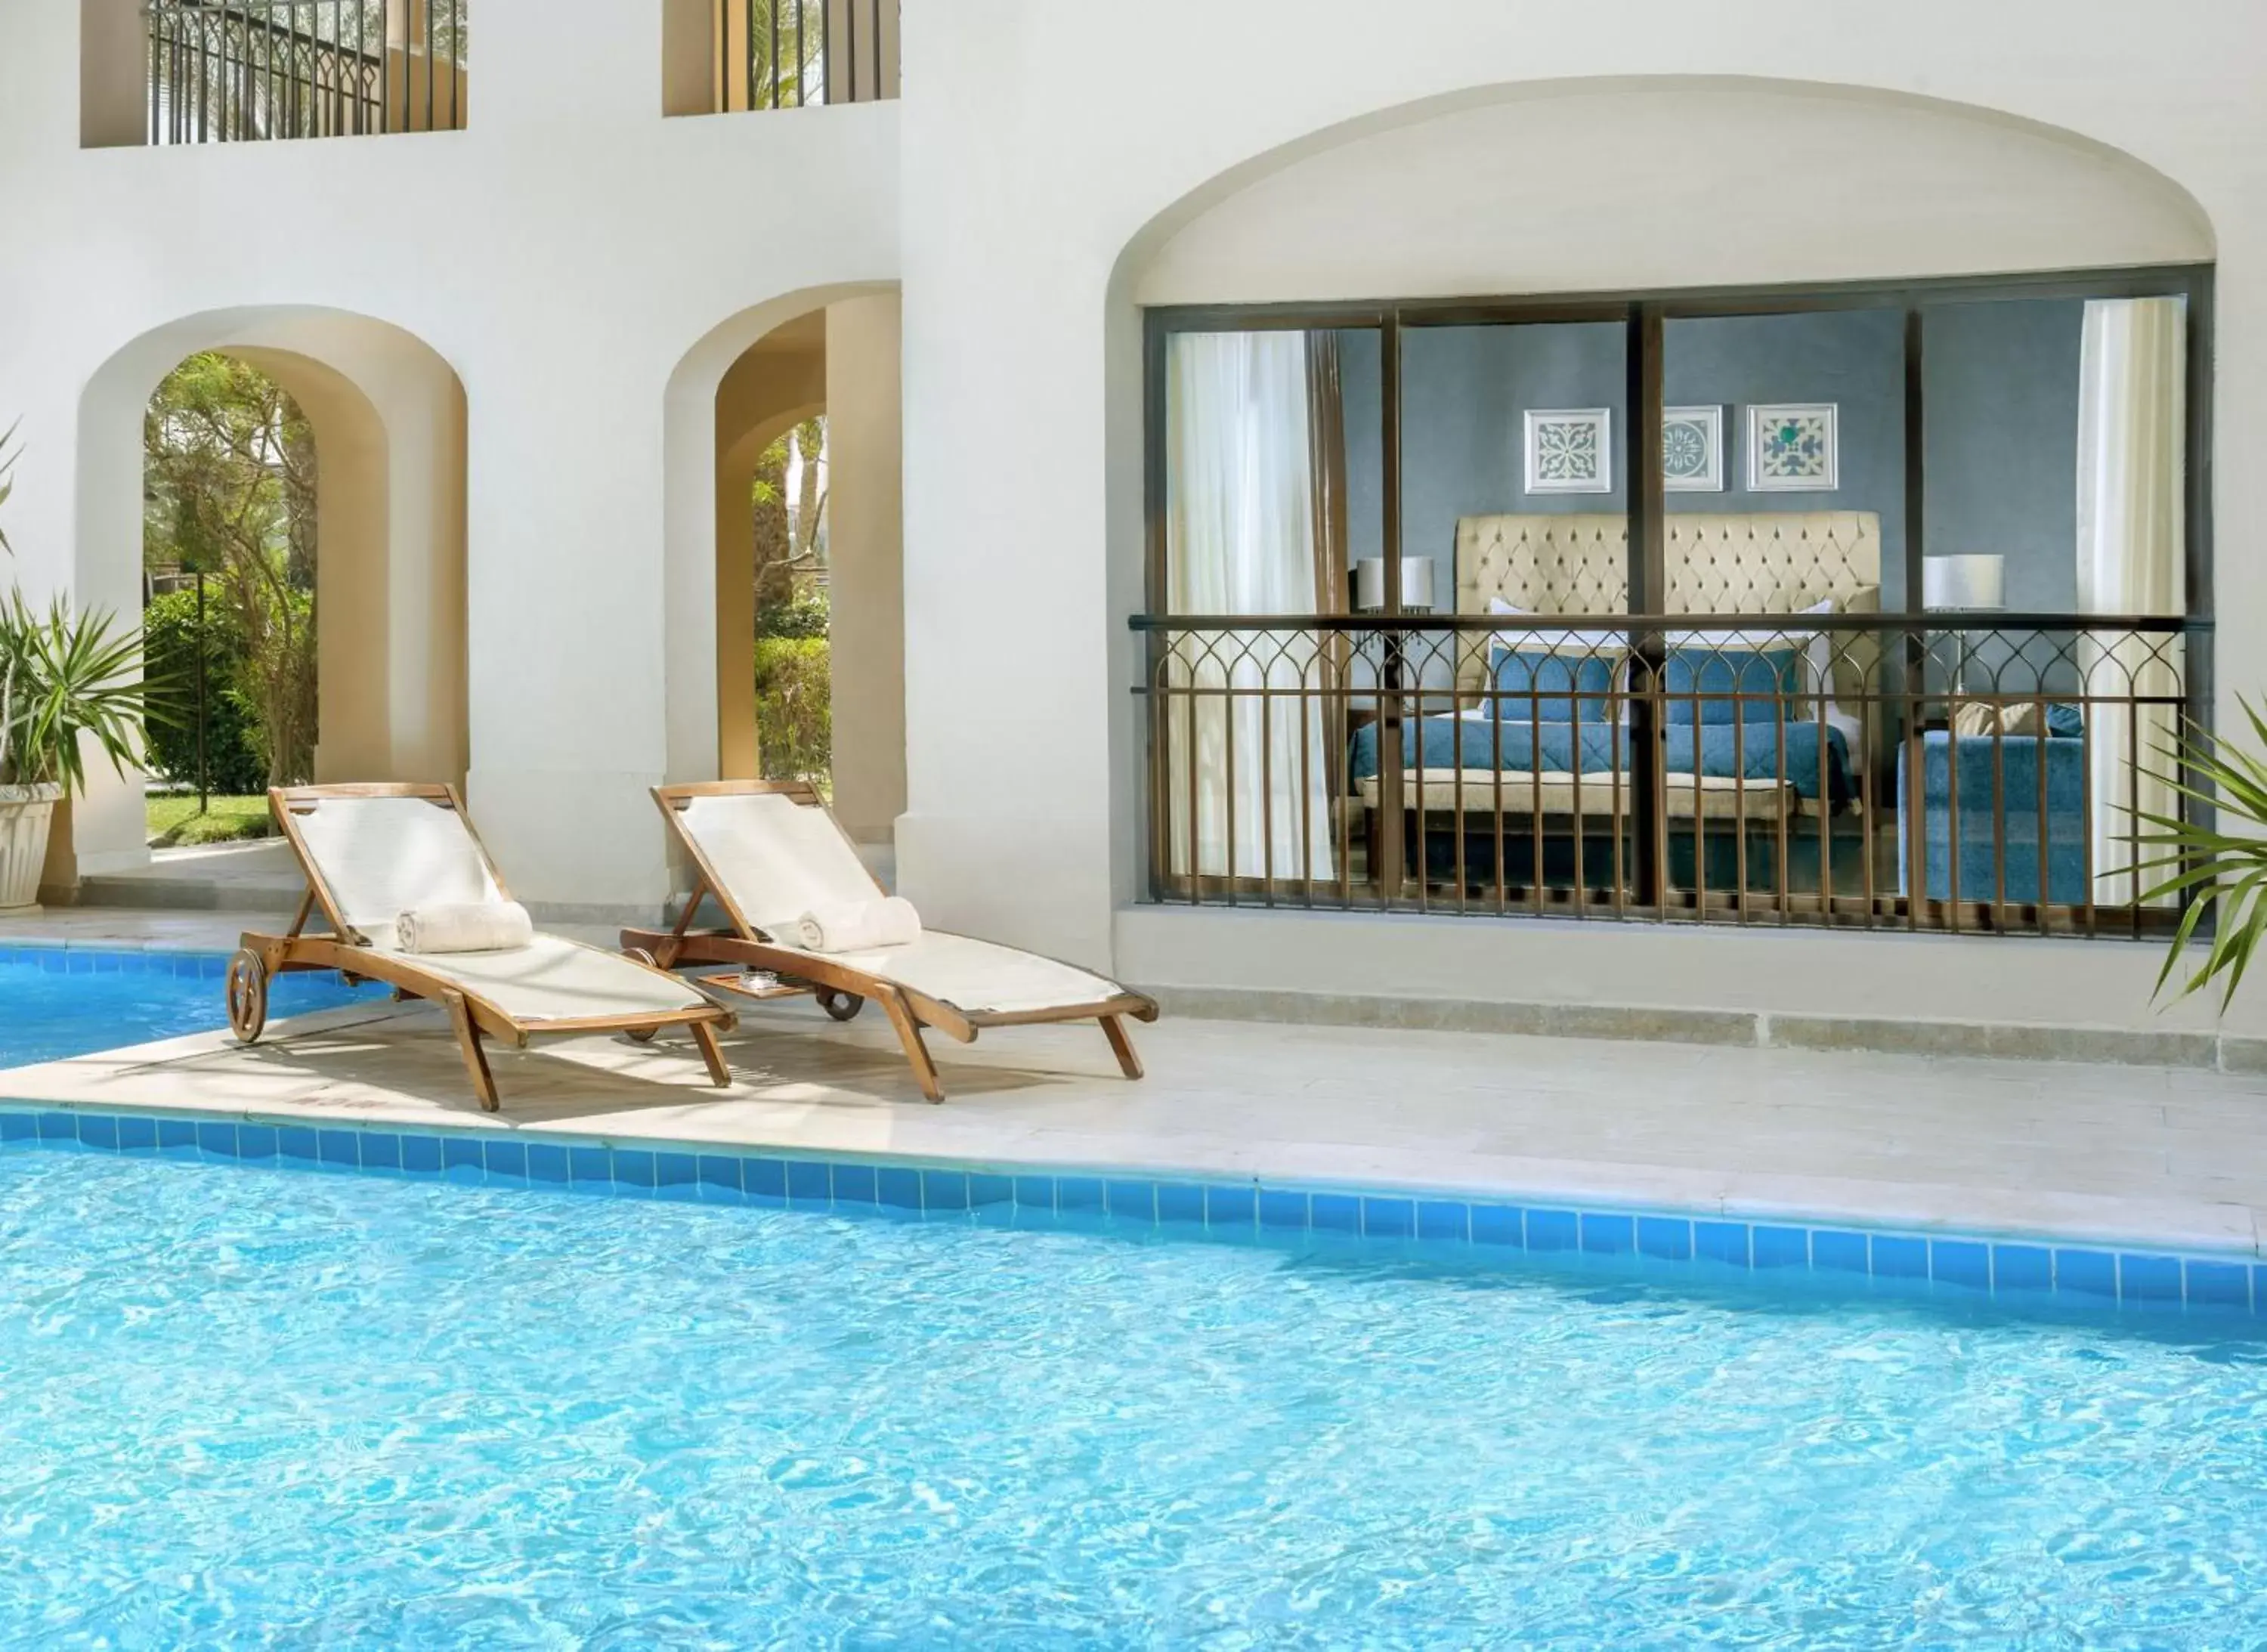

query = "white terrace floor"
4;908;2265;1259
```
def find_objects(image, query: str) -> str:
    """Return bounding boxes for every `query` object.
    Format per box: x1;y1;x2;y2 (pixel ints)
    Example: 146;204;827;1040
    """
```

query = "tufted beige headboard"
1455;510;1881;617
1451;510;1883;706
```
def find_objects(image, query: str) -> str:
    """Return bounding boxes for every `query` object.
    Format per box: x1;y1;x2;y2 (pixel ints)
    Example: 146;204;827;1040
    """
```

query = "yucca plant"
0;422;170;800
0;419;17;558
0;592;161;798
2134;698;2267;1008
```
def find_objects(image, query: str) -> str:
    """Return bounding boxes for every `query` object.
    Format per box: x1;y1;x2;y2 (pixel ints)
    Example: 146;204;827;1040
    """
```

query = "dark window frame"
1137;263;2216;930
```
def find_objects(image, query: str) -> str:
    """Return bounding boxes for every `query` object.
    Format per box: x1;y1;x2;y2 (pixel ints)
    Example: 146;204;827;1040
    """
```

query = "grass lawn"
147;794;274;849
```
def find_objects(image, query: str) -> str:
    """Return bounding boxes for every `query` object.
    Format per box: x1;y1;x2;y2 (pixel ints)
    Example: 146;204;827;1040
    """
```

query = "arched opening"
1095;75;2219;998
63;307;468;896
662;286;903;857
141;352;323;845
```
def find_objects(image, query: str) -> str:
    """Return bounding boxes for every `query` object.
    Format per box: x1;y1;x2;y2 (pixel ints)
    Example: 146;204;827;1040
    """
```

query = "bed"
1352;510;1882;839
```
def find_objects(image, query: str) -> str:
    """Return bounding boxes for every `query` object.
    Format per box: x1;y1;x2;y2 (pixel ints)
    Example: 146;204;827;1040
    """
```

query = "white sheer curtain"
1164;332;1335;882
2076;295;2187;907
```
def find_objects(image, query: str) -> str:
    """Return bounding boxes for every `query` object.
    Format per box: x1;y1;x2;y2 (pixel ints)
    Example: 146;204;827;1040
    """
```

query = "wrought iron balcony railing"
1132;612;2210;939
146;0;468;144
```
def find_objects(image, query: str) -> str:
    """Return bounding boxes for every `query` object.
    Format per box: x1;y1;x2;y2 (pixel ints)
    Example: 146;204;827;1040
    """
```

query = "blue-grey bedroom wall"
1338;301;2089;617
1390;311;1909;599
1919;299;2084;614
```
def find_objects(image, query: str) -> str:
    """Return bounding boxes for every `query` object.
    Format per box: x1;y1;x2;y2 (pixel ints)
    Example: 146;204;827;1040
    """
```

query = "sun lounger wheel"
225;948;268;1044
818;989;864;1022
620;948;663;1042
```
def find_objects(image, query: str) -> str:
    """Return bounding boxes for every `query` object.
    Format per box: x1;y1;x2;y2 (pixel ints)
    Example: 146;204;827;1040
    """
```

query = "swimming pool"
0;1141;2262;1645
0;946;382;1068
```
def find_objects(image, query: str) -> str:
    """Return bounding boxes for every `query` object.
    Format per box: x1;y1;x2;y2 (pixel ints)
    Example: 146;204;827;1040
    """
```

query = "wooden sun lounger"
621;780;1159;1103
227;783;738;1112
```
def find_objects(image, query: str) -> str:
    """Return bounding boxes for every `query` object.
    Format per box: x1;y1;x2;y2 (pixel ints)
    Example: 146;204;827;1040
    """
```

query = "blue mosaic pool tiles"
1811;1230;1870;1274
1928;1240;1990;1292
1;1103;2259;1319
1204;1184;1255;1229
1993;1245;2052;1293
1870;1236;1929;1280
1752;1227;1809;1270
1257;1189;1308;1231
1156;1182;1205;1226
1417;1200;1470;1242
0;944;291;979
969;1174;1015;1211
2187;1260;2251;1310
2120;1254;2183;1307
1638;1217;1693;1262
1469;1204;1523;1247
1526;1209;1579;1252
1695;1220;1749;1267
2056;1249;2119;1299
1362;1197;1415;1240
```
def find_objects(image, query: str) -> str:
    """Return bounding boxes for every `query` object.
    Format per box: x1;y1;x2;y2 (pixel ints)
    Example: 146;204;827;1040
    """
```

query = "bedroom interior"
1140;266;2207;937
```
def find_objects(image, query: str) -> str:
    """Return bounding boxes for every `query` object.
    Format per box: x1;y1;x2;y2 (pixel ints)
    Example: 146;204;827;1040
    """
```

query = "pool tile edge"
1;1099;2259;1324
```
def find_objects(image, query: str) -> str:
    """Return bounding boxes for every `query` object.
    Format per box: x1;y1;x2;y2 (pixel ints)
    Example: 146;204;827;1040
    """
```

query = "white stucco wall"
8;0;2267;1036
0;2;897;913
893;1;2267;1036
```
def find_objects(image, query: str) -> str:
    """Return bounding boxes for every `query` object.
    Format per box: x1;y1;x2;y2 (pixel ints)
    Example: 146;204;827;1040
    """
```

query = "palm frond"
0;592;165;796
0;419;18;558
2139;697;2267;1009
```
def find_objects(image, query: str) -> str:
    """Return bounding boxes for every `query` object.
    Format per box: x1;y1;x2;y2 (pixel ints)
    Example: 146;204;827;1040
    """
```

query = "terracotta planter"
0;784;63;911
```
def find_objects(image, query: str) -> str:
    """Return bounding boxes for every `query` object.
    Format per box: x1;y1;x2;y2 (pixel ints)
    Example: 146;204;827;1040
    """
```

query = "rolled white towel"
396;901;534;954
782;896;922;954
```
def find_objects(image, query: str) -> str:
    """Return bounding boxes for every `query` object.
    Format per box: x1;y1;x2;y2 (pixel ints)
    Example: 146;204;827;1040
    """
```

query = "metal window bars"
146;0;468;144
712;0;898;113
1134;611;2208;939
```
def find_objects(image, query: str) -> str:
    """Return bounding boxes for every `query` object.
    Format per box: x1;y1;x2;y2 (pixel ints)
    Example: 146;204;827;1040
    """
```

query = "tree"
731;0;827;109
144;354;319;788
750;415;828;616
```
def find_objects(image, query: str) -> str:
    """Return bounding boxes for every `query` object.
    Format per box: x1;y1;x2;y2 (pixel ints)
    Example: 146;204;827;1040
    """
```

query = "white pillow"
1484;597;1628;657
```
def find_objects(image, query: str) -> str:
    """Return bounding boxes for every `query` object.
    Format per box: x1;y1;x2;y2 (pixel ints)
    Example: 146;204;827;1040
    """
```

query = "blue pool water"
0;1146;2262;1645
0;950;382;1067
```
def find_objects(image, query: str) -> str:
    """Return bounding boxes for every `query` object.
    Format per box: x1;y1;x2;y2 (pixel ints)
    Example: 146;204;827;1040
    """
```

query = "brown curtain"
1306;332;1351;819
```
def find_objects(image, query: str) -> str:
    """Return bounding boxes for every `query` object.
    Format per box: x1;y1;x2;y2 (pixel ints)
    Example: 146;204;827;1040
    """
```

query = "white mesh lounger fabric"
676;794;1129;1017
629;784;1158;1103
237;786;736;1112
291;796;715;1023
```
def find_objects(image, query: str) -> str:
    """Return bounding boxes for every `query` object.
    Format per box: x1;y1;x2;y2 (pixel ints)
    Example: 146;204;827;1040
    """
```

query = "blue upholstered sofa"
1897;712;2088;905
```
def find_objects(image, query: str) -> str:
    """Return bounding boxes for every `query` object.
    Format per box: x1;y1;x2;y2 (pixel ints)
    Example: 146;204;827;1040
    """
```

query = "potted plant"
0;424;165;911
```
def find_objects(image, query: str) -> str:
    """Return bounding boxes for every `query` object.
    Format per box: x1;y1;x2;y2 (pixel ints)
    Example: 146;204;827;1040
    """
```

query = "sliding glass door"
1152;322;1381;902
1140;268;2211;938
1393;316;1631;911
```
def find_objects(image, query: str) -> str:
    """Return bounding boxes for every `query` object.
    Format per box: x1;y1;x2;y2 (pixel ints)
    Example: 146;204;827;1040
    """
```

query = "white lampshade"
1353;556;1436;613
1922;554;2006;612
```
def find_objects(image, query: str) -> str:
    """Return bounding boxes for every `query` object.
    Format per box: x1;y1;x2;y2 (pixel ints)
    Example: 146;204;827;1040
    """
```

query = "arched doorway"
663;286;905;853
67;307;468;886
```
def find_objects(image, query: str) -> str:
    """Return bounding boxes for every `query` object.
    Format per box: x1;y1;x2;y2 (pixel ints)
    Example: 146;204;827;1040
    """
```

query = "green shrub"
141;588;266;795
753;635;830;785
758;590;830;641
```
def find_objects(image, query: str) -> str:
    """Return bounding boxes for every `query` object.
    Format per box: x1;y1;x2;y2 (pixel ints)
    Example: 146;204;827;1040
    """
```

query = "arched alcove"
1096;75;2217;911
661;283;905;848
70;306;469;879
1122;76;2214;305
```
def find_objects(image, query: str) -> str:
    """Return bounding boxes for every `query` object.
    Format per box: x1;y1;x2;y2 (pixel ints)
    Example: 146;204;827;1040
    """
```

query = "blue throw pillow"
1489;646;1615;724
1662;645;1799;725
2046;702;2085;739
